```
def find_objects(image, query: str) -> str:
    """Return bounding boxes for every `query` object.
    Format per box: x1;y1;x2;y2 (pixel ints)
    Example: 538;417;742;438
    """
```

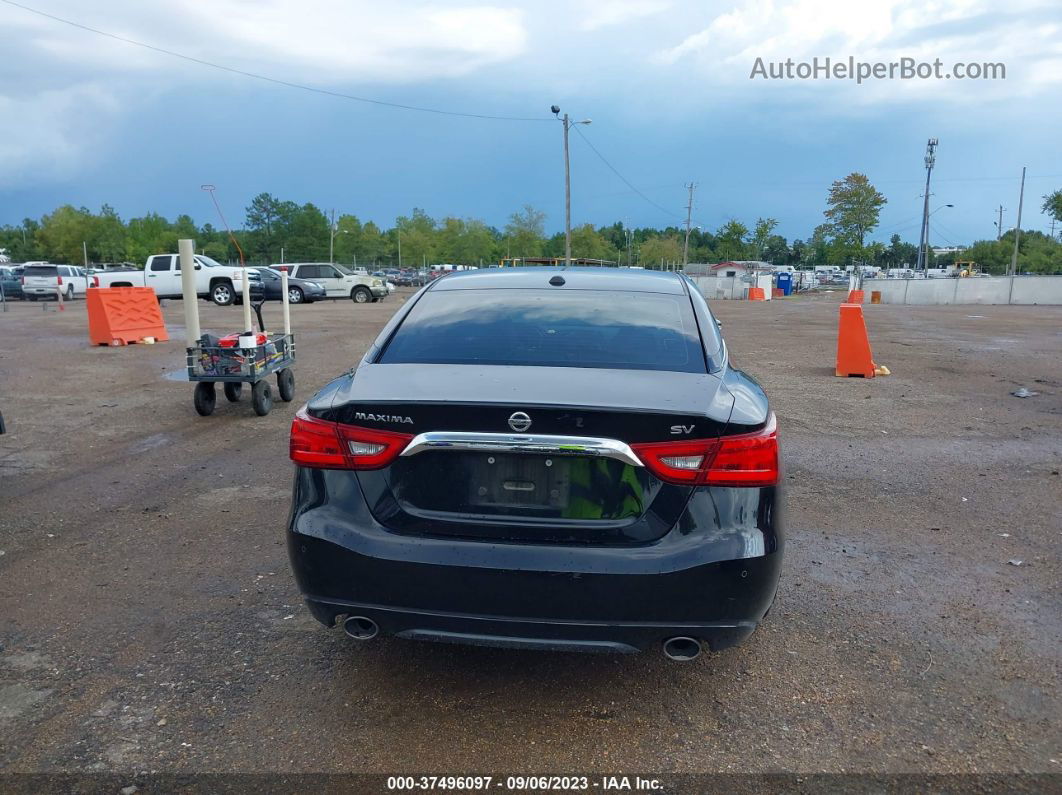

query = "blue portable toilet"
776;272;793;296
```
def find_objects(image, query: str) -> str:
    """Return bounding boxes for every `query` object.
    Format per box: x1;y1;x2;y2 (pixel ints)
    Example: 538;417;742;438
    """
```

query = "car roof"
430;266;687;295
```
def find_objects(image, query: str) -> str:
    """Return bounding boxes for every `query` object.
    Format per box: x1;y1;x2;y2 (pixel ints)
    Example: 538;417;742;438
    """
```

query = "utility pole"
916;138;939;274
551;106;591;266
1010;166;1026;276
625;227;634;267
397;230;402;269
82;241;89;269
995;205;1005;241
682;182;696;269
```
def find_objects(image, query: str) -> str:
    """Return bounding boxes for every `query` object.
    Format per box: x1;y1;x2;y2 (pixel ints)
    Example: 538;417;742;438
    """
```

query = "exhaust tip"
662;636;702;661
343;616;379;641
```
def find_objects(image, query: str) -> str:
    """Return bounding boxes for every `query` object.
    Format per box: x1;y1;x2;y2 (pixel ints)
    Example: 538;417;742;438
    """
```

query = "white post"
241;270;252;332
178;239;200;344
281;270;291;336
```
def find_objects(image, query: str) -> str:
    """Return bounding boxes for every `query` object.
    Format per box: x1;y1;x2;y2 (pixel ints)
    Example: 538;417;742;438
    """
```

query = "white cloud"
578;0;671;31
174;0;528;83
0;0;530;181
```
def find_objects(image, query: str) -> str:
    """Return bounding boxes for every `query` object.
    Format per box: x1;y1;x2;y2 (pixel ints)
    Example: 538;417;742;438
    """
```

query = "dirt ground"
0;287;1059;782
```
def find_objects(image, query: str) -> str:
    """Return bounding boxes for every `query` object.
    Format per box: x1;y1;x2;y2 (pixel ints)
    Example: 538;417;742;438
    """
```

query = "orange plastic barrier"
836;303;878;378
747;287;766;301
87;287;168;346
870;290;882;304
847;289;865;304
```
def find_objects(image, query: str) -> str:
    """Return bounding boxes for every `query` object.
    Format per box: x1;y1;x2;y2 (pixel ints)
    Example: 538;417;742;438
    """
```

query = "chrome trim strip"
400;431;644;468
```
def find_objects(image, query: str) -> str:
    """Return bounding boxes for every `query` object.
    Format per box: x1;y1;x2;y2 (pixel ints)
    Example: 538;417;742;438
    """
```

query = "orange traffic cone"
847;289;865;304
836;303;885;378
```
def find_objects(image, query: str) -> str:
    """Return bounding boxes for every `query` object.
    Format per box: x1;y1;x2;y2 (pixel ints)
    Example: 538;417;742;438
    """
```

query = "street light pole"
552;106;591;266
329;208;336;264
563;113;571;265
1010;167;1026;276
924;203;954;275
682;183;696;269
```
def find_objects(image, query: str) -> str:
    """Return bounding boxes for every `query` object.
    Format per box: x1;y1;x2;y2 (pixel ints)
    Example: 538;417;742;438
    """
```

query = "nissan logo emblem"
508;412;532;432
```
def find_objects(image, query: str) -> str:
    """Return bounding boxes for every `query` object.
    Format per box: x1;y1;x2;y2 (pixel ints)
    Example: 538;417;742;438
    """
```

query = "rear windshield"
380;288;706;373
23;266;58;277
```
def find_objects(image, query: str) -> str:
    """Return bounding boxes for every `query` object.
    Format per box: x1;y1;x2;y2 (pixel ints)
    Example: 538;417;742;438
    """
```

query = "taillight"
633;413;779;487
289;408;411;470
631;437;720;485
93;276;99;287
57;276;63;285
704;413;779;486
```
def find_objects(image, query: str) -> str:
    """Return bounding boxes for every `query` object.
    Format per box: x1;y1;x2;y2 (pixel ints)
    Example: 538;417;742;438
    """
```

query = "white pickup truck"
94;254;262;306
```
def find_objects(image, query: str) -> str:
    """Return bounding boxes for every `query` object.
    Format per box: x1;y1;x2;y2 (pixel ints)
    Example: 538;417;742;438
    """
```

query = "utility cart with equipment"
178;239;296;417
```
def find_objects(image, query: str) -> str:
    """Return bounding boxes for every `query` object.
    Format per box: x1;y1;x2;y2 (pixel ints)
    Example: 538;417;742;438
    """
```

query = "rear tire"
276;368;295;402
352;287;371;303
65;285;74;300
223;382;242;402
251;380;273;416
193;382;216;416
288;287;304;304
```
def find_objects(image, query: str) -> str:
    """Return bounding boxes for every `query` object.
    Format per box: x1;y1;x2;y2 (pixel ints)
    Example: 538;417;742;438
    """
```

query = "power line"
927;222;957;247
571;125;685;220
0;0;551;122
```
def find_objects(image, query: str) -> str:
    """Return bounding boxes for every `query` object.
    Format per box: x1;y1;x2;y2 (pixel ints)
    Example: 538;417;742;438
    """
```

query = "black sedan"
253;267;326;304
287;268;781;661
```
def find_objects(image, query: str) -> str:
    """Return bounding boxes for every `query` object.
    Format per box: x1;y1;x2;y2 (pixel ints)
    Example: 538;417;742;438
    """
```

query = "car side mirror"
194;264;202;270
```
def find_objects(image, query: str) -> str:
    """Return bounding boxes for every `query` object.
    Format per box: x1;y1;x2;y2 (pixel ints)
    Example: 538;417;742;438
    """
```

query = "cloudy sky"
1;0;1060;244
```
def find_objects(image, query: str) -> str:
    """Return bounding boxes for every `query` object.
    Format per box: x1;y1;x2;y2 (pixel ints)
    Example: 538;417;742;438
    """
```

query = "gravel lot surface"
1;287;1059;781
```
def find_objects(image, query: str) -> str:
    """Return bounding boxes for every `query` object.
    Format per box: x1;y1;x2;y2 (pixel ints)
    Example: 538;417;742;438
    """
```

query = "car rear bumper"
287;499;782;652
303;595;759;653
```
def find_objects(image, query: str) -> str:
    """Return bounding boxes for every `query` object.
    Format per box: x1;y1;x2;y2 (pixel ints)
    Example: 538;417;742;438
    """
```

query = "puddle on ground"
0;683;52;723
163;370;188;381
128;433;174;453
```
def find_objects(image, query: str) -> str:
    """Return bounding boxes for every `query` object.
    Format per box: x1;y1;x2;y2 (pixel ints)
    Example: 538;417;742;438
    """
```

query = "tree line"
3;180;1060;274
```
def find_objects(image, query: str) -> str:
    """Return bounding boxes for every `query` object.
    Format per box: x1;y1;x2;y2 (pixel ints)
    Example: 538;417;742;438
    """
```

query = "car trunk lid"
319;364;734;544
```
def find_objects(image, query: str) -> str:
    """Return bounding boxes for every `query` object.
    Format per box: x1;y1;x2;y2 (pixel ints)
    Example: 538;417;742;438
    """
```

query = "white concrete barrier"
865;276;1062;305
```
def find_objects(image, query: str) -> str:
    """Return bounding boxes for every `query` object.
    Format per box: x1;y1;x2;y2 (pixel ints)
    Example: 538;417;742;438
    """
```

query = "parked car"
0;266;23;300
287;268;782;660
281;263;387;303
252;267;326;304
21;264;93;300
94;254;262;305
